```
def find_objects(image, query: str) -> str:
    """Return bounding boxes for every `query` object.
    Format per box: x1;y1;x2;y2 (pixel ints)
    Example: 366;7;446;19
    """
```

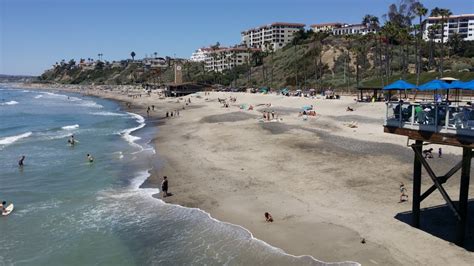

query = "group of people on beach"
262;111;275;121
423;147;442;159
165;110;180;118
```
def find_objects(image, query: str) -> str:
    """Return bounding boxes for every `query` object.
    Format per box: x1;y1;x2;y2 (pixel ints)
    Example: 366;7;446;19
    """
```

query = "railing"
384;101;474;137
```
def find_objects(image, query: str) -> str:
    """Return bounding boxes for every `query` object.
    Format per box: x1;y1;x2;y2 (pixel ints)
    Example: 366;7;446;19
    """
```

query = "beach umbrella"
384;80;416;100
417;80;450;91
461;80;474;90
447;80;466;89
383;80;417;90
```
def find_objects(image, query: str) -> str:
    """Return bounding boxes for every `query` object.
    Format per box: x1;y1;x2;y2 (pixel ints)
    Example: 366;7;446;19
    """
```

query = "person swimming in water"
18;155;25;167
68;135;75;145
1;201;6;214
86;154;94;163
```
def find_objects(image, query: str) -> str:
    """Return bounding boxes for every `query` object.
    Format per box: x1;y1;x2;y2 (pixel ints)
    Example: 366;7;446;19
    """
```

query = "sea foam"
121;113;146;149
61;124;79;130
0;100;19;106
91;111;126;116
0;132;32;147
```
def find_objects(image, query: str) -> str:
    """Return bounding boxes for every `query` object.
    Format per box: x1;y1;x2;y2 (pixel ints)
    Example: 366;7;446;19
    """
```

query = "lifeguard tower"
383;79;474;247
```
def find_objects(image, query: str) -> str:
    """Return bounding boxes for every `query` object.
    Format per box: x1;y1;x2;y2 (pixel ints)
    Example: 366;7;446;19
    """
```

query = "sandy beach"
20;84;474;265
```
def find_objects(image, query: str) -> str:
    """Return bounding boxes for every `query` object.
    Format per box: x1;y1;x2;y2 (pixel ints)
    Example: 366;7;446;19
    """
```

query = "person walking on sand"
399;182;408;202
161;176;169;197
438;148;442;158
18;155;25;167
264;212;273;222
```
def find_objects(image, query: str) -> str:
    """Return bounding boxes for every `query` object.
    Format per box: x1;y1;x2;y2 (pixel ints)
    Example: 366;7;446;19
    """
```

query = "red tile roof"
427;13;474;20
310;23;342;27
241;22;305;34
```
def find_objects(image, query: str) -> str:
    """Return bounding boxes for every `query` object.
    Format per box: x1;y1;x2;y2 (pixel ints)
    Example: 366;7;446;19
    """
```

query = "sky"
1;0;473;76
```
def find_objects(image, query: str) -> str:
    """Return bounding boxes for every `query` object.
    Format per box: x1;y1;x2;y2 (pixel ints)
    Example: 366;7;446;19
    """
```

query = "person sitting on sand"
87;153;94;163
423;148;434;159
346;106;354;112
264;212;273;222
399;182;408;202
161;176;169;198
18;155;25;167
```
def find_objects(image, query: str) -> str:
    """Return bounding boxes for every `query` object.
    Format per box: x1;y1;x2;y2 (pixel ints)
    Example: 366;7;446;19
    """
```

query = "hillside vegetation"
40;0;474;89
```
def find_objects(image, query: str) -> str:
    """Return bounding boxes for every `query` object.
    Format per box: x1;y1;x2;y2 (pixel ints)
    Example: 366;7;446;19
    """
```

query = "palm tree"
414;3;428;85
431;7;452;76
427;23;441;69
130;51;136;61
438;8;452;76
362;14;380;31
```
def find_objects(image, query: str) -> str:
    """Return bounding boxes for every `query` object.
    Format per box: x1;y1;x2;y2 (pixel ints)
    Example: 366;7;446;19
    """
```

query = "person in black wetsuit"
18;155;25;167
161;176;169;198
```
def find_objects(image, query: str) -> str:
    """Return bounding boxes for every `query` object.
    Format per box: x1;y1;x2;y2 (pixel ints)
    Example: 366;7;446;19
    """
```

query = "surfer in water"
68;135;75;145
18;155;25;167
0;201;9;215
86;154;94;163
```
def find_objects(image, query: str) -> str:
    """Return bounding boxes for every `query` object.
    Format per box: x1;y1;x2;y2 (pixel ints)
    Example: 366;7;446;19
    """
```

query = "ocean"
0;85;351;265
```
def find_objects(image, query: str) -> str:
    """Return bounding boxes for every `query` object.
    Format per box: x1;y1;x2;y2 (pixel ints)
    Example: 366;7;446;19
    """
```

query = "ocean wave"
34;95;43;99
120;112;146;149
0;132;32;147
80;101;103;109
91;111;125;116
61;124;79;130
0;100;19;105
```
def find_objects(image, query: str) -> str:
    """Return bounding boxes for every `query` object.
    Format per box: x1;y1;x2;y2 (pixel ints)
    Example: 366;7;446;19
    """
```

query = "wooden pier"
384;101;473;247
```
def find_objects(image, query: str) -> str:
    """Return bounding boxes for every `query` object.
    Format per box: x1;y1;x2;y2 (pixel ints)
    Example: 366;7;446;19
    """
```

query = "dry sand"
21;84;474;265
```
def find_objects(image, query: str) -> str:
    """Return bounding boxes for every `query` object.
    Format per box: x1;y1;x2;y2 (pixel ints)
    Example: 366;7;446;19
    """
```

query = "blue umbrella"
460;80;474;90
447;80;467;89
383;80;417;90
417;79;450;91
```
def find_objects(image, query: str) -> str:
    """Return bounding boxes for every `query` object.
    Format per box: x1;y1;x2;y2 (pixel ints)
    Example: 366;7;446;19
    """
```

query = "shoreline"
11;83;358;265
13;83;474;265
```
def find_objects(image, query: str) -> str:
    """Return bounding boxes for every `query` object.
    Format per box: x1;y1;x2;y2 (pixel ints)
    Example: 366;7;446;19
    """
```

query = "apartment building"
422;14;474;42
332;23;377;35
241;22;305;51
310;23;342;33
204;47;259;72
190;48;212;62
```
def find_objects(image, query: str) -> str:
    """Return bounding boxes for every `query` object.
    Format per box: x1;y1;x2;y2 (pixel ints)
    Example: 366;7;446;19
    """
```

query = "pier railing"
384;101;474;137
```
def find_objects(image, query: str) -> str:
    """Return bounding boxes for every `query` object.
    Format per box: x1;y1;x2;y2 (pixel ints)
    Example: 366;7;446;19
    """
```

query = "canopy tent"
417;79;450;91
383;80;417;90
460;80;474;90
447;80;467;89
259;87;269;93
280;88;289;95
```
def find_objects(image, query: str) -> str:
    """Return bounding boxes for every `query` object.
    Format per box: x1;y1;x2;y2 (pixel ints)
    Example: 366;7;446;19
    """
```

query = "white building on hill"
241;22;305;51
190;48;213;62
204;47;260;72
332;24;377;35
422;14;474;42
